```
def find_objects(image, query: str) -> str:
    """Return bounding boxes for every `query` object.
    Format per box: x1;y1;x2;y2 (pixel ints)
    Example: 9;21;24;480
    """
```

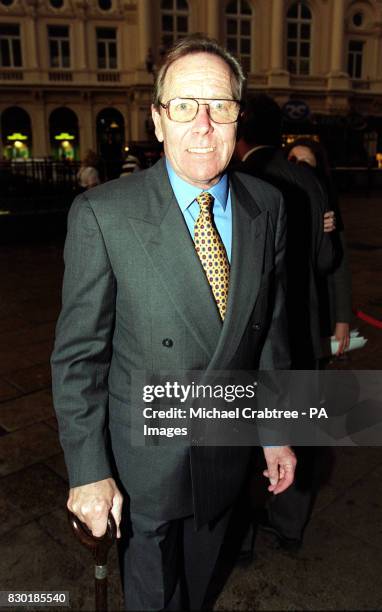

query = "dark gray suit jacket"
51;159;289;528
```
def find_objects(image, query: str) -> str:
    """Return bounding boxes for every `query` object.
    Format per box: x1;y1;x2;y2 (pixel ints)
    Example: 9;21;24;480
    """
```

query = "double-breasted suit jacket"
51;159;289;528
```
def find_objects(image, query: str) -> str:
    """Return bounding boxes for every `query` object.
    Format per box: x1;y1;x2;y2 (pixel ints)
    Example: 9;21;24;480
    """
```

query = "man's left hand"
263;446;297;494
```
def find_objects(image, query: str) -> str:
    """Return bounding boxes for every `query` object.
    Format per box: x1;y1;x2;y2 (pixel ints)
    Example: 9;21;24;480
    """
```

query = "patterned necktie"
194;192;230;320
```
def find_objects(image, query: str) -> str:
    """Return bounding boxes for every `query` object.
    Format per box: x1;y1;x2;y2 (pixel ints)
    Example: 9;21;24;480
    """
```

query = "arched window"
225;0;252;74
1;106;32;159
49;107;79;161
287;1;312;75
160;0;189;51
96;107;125;169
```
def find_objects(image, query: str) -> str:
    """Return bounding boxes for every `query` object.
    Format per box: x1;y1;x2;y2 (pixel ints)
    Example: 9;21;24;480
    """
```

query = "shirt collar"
165;158;228;213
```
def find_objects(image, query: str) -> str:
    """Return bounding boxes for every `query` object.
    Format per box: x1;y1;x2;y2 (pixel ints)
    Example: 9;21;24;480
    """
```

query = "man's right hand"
67;477;123;538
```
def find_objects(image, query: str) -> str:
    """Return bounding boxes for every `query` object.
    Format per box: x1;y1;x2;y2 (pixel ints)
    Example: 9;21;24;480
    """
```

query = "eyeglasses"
159;97;242;124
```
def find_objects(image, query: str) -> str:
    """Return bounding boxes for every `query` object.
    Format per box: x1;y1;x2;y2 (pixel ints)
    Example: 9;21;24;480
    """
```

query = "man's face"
152;52;238;189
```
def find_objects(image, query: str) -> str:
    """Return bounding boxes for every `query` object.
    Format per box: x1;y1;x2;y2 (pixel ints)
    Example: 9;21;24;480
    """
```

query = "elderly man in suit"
51;36;296;611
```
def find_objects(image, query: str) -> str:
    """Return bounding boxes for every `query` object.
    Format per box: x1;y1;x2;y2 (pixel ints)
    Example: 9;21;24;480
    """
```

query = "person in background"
286;138;352;356
120;147;142;176
235;94;336;370
235;94;336;555
77;149;101;190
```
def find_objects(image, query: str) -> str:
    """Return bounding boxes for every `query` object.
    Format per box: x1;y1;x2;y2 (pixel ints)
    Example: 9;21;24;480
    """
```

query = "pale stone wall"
0;0;381;157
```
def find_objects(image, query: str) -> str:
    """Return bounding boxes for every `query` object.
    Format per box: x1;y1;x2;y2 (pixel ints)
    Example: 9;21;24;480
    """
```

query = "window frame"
0;22;22;68
160;0;189;51
96;26;118;70
347;39;364;80
286;1;312;76
47;24;71;69
224;0;253;74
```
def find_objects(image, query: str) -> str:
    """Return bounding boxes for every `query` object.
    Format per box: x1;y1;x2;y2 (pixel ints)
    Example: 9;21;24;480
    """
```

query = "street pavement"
0;191;381;611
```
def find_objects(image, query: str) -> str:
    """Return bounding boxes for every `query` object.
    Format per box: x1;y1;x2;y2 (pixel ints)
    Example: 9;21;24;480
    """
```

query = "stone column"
270;0;284;71
24;18;38;69
329;0;346;74
206;0;220;40
78;95;94;159
24;0;39;73
327;0;349;90
137;0;151;69
74;19;87;70
133;0;153;84
268;0;289;87
30;103;48;158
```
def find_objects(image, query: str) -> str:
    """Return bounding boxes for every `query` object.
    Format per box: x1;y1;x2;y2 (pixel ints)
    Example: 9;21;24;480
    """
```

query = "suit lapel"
208;173;268;371
129;160;222;359
128;161;268;367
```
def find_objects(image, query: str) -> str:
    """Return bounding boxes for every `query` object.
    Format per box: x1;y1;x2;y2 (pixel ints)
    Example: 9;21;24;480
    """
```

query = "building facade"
1;0;382;164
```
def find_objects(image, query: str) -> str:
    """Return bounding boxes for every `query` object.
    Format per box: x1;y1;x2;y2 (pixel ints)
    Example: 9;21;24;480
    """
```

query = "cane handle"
67;510;116;566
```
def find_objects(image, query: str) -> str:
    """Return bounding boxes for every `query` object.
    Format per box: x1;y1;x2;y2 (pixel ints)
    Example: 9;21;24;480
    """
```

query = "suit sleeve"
259;194;290;370
308;175;336;275
255;194;292;447
51;193;116;487
328;231;353;325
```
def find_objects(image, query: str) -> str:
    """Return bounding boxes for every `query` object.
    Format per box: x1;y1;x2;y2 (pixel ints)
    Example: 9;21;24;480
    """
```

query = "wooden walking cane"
68;510;117;612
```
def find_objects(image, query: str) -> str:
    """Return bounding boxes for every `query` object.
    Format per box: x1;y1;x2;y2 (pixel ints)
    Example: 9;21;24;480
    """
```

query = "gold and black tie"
194;192;230;320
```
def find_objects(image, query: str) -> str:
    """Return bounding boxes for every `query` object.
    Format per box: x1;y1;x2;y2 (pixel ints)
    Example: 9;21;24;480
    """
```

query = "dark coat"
235;146;336;365
313;177;353;335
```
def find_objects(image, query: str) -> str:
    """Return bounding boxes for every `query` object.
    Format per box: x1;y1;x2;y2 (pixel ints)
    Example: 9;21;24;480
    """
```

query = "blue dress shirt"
165;159;232;262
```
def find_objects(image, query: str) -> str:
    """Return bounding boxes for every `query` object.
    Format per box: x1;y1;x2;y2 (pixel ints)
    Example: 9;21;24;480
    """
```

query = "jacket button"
162;338;173;347
252;323;261;331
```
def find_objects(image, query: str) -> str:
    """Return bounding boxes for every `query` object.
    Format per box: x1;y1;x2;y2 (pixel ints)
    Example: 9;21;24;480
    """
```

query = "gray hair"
153;33;245;108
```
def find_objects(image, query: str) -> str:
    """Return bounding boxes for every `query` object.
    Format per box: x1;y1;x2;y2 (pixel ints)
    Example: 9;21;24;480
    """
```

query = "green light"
7;132;28;141
54;132;75;141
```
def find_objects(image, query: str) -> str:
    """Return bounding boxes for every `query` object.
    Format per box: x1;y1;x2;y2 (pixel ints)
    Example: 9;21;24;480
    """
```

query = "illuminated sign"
54;132;75;141
7;132;28;141
283;100;310;121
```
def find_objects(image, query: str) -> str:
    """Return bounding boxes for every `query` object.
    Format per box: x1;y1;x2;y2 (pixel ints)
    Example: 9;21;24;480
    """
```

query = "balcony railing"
351;79;370;90
49;71;73;82
289;75;328;88
97;71;121;82
0;69;24;80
